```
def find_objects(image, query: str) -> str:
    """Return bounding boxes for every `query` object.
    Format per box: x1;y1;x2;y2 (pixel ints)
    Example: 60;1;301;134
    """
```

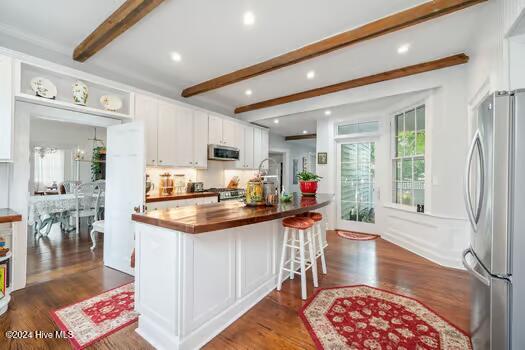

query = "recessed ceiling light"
324;110;332;116
397;43;410;54
243;11;255;26
273;119;279;124
303;130;308;134
245;89;253;96
170;51;182;62
306;70;316;80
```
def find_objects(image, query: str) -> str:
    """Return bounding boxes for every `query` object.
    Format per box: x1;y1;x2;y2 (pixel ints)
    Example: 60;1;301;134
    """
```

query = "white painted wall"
29;118;107;188
317;66;470;268
0;164;10;208
268;133;316;193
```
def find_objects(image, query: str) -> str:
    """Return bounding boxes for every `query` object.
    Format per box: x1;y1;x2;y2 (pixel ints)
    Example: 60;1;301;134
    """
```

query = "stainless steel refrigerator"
463;90;525;349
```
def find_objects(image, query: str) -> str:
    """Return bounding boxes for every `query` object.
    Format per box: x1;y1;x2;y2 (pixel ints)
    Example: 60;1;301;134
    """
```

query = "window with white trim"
392;104;425;207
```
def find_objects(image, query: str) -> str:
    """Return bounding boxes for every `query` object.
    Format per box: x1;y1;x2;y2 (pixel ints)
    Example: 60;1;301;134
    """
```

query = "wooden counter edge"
0;210;22;224
132;197;332;234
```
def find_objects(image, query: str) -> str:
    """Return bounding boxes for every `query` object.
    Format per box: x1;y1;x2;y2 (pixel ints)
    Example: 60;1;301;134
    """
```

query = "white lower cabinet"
134;220;279;350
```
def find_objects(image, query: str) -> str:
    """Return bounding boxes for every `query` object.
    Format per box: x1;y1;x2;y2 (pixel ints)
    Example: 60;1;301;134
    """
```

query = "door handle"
464;130;484;231
462;248;490;286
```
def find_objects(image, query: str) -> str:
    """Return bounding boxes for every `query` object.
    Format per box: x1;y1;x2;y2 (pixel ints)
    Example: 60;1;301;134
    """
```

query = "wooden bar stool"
277;216;318;300
299;212;327;275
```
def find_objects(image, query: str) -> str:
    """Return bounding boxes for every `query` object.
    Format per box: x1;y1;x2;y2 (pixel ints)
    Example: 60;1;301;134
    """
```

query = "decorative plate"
72;80;89;106
30;77;57;99
99;95;123;112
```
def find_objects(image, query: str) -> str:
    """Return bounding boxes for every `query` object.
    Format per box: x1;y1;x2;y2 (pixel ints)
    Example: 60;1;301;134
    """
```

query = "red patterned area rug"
299;285;472;350
336;230;379;241
51;283;138;349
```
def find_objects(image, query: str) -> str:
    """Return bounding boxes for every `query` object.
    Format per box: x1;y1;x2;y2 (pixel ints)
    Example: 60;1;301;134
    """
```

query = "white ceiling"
257;91;426;136
0;0;485;117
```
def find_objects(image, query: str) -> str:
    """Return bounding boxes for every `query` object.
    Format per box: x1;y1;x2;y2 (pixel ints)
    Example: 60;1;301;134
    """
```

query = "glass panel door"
339;142;376;226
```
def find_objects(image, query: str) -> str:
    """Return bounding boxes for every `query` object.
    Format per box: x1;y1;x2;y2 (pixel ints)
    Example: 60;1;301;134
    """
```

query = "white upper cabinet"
208;115;223;145
253;128;262;169
208;115;237;147
260;129;269;169
193;110;208;168
157;101;178;166
0;55;14;161
244;126;255;169
234;123;245;169
222;119;236;147
253;128;270;169
134;94;159;166
134;95;210;169
173;105;194;167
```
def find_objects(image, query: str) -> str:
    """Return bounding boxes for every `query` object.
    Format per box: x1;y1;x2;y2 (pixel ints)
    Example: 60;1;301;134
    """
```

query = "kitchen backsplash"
146;161;258;191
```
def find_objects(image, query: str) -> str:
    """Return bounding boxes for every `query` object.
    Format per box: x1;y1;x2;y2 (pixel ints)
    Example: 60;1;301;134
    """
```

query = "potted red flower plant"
297;171;322;196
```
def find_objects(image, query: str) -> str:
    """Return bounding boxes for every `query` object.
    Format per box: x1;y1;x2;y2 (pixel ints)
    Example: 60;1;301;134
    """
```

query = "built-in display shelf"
15;61;134;120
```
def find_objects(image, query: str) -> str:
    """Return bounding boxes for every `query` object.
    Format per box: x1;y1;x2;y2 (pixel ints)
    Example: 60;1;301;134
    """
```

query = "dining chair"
70;181;103;234
62;180;81;194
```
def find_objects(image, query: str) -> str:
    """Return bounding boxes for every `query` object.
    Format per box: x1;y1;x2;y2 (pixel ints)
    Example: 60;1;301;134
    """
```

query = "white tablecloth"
28;194;103;225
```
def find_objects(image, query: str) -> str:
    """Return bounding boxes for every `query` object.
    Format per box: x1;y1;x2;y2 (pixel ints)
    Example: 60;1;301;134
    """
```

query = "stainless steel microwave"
207;144;240;161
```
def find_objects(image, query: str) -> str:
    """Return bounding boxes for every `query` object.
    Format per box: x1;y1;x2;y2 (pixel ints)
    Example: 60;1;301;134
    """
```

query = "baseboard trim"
381;229;465;270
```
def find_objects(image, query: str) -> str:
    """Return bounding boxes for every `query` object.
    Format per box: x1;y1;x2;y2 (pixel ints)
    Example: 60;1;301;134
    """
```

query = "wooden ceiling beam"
181;0;485;97
73;0;165;62
285;134;317;141
234;54;469;114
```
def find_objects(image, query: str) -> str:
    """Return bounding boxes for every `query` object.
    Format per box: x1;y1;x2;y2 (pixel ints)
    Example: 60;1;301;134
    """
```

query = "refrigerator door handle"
464;130;485;231
462;248;490;286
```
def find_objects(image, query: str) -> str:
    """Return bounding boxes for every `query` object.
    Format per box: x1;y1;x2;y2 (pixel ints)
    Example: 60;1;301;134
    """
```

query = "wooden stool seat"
302;212;323;222
282;217;314;230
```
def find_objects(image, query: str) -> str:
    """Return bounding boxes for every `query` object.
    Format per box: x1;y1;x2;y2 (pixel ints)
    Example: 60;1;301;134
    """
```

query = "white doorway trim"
269;148;290;193
335;135;380;235
9;100;122;291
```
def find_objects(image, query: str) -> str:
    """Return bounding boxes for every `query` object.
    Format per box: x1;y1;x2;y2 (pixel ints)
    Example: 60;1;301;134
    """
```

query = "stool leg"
277;227;289;290
299;230;307;300
308;228;319;288
290;229;296;280
317;222;327;274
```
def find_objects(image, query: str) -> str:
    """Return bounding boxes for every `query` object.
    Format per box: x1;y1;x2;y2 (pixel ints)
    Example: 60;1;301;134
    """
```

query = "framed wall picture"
318;152;328;165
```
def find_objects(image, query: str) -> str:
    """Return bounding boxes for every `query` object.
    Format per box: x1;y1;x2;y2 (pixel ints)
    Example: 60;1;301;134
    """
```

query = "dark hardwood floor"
2;230;471;349
26;220;104;286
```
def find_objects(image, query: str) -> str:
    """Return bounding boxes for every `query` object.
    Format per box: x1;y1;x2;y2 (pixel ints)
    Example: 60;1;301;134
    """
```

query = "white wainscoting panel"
181;230;236;335
381;208;469;269
236;222;274;298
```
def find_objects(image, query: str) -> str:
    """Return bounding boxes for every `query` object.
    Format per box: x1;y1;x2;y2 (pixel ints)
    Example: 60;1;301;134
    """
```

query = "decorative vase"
72;80;88;106
300;180;318;196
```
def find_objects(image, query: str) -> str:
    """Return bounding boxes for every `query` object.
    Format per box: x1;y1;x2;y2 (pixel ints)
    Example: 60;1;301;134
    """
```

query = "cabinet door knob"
159;160;163;163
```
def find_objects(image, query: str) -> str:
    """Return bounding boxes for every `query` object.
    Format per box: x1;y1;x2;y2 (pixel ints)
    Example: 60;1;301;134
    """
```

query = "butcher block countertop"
0;209;22;223
132;193;333;234
145;192;219;203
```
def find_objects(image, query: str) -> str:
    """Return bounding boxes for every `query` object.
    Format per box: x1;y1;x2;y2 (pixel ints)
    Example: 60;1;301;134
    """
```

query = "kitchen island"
131;193;333;350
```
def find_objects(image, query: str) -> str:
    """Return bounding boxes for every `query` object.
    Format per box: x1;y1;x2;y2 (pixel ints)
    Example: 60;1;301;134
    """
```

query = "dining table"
28;193;104;235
